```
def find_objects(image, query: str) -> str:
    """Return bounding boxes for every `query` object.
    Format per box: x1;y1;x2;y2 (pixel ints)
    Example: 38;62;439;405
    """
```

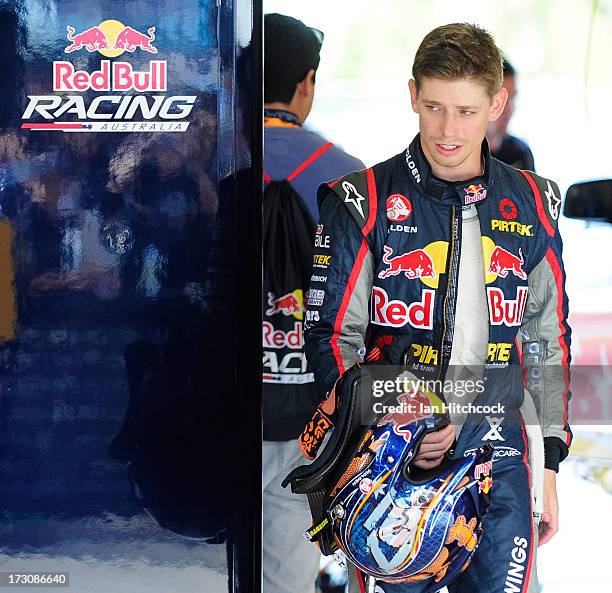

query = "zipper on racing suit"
401;204;462;388
436;205;462;385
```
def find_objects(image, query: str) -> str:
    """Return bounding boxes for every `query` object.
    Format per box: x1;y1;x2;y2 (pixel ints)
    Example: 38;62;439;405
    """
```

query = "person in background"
487;58;536;170
264;13;364;219
262;13;363;593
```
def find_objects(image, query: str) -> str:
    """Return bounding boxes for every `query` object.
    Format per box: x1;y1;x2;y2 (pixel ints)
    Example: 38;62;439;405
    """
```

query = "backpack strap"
263;141;334;185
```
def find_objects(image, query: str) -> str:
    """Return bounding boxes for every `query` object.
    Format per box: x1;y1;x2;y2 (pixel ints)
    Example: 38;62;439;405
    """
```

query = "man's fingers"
415;441;452;457
411;424;455;468
413;456;443;470
538;523;557;546
420;425;455;445
414;449;446;461
416;443;447;455
538;512;559;546
417;436;454;455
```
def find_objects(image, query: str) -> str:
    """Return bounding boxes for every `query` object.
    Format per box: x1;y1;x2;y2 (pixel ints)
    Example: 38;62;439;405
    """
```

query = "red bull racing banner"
1;0;261;590
21;19;194;133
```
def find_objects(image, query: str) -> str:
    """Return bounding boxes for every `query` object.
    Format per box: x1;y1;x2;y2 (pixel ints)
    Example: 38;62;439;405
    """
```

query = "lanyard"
264;108;301;128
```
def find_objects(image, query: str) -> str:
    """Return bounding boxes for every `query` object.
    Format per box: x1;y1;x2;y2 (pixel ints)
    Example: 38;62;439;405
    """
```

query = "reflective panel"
0;1;261;591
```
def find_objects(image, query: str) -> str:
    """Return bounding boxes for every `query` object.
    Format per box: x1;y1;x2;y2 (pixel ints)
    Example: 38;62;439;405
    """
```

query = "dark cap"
264;13;323;103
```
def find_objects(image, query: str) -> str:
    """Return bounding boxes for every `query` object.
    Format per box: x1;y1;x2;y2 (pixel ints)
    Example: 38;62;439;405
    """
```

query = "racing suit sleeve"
304;188;375;402
518;228;572;471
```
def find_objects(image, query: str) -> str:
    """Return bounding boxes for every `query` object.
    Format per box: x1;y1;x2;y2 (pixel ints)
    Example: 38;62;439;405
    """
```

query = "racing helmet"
329;416;493;588
284;366;493;590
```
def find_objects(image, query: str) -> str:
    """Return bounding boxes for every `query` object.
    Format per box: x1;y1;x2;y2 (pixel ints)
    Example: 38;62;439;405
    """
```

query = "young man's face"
409;76;507;182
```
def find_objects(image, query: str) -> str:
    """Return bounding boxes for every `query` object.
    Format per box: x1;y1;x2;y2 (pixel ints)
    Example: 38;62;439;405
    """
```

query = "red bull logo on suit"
464;183;487;204
378;246;436;280
371;287;434;329
487;286;528;327
487;246;526;280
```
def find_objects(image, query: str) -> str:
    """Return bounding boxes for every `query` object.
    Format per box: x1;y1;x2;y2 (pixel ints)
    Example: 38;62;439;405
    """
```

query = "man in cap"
262;13;363;593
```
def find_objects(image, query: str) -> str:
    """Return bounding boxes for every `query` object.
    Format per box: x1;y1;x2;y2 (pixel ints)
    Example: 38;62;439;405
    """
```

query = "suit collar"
403;134;495;207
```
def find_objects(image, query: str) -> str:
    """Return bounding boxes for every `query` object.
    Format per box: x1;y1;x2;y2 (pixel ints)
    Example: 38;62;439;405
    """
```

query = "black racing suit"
304;134;572;593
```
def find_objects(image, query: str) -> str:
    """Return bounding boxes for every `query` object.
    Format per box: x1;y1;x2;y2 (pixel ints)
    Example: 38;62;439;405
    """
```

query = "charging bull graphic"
379;393;424;442
113;26;158;53
64;25;109;53
378;246;436;280
487;246;526;280
265;290;303;317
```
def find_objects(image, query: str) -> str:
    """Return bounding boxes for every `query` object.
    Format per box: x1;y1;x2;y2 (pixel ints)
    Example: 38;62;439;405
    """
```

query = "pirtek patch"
491;219;533;236
313;254;331;266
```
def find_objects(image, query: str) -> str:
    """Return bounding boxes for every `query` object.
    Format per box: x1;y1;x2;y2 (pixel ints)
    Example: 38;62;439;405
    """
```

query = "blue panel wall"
0;1;262;591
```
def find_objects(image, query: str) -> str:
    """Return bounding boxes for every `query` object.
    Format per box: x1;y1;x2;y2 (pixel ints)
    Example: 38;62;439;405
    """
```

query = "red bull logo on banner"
386;194;413;222
378;246;436;280
64;21;157;56
265;290;304;320
113;26;158;54
64;25;110;53
487;247;526;280
22;20;194;133
52;61;167;92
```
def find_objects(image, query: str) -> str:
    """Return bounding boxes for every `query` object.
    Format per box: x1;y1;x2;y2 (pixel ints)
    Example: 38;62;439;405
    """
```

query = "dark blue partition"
0;1;262;591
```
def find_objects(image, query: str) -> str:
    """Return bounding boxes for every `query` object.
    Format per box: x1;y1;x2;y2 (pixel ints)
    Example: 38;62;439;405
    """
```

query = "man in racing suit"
303;24;571;593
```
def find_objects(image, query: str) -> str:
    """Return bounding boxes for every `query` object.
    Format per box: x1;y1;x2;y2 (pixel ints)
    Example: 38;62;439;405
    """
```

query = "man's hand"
413;424;456;470
538;469;559;546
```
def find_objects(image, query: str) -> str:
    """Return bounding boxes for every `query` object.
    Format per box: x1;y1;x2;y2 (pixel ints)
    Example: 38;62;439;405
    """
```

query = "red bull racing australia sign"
21;19;195;133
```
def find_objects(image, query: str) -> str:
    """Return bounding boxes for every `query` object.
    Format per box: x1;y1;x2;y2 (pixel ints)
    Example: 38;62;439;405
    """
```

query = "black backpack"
262;143;333;440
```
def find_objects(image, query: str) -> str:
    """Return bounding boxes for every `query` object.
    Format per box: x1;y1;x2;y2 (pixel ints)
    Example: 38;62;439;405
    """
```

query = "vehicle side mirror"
564;180;612;223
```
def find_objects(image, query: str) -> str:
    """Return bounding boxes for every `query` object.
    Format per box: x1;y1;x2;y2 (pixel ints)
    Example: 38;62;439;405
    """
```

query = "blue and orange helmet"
284;367;493;590
328;416;493;587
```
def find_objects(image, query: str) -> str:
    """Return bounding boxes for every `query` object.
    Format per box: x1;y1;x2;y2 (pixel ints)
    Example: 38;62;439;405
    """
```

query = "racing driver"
303;23;571;593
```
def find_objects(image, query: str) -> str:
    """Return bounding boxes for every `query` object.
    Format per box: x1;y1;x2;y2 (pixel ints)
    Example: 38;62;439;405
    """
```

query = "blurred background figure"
487;58;536;170
262;12;363;593
263;13;363;218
